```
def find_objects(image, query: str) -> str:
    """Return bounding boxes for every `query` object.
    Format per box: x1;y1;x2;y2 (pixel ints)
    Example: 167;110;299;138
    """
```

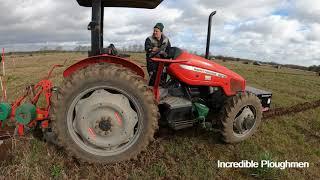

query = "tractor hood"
76;0;163;8
167;51;246;96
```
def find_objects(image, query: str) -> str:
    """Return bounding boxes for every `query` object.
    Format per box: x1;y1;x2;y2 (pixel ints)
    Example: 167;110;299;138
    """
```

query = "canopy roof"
76;0;163;8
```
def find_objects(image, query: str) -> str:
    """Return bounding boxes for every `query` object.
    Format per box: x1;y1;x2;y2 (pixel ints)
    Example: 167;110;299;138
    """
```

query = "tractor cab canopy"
76;0;163;9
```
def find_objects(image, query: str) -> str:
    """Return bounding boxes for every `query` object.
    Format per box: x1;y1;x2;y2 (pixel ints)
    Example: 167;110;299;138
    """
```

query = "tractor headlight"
267;98;271;104
230;78;245;93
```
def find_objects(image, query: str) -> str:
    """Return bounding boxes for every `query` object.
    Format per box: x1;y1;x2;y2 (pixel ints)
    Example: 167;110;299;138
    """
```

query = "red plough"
0;61;65;139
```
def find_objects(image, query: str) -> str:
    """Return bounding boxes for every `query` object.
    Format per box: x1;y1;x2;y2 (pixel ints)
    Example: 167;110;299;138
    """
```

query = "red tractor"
1;0;272;164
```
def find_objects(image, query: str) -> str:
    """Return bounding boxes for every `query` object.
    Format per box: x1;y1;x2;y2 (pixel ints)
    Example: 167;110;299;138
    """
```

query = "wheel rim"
233;105;256;137
67;85;143;157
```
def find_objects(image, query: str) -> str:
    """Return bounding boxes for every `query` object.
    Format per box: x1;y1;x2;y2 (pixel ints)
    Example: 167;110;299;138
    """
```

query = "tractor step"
169;120;195;130
160;96;192;108
159;96;195;130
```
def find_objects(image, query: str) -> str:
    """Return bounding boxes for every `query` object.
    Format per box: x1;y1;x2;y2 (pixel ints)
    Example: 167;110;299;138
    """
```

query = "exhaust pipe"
205;11;217;59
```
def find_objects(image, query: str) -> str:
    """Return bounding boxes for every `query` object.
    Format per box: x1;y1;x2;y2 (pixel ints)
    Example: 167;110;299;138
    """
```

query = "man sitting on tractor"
145;23;171;85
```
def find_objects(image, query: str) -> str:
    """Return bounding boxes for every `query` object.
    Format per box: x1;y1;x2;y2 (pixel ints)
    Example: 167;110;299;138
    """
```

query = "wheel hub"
98;117;112;132
73;89;138;149
234;106;255;134
94;117;113;136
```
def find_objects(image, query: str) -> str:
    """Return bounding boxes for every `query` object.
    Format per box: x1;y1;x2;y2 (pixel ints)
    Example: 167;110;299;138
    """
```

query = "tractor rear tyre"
220;92;262;143
50;64;159;164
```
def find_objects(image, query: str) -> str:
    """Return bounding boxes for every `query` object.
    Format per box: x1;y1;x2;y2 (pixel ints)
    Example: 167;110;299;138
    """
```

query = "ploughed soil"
263;99;320;119
0;127;14;162
0;140;12;162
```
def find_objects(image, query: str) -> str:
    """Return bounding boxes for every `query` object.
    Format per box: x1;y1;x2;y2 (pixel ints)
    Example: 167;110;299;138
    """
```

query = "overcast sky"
0;0;319;66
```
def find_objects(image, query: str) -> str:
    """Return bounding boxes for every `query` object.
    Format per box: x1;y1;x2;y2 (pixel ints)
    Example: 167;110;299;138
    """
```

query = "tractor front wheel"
50;64;158;164
220;92;262;143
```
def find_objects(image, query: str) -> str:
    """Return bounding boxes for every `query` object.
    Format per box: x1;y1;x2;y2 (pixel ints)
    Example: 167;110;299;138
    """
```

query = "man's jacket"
145;35;171;58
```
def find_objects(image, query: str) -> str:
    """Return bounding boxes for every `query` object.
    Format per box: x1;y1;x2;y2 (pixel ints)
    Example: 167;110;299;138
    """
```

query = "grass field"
0;52;319;179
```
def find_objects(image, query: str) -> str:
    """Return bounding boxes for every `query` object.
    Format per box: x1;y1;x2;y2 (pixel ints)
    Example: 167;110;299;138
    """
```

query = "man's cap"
154;23;164;32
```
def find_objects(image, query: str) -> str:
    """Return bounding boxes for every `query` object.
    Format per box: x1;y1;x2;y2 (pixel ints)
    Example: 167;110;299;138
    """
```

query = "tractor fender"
63;54;145;78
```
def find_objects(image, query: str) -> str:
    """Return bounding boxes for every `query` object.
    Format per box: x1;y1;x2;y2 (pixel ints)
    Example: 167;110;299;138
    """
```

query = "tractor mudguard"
63;54;145;78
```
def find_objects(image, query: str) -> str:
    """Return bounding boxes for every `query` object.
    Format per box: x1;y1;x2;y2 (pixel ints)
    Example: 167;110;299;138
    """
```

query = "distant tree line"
6;45;320;73
72;44;145;53
308;65;320;72
72;45;89;52
213;55;320;73
214;55;259;64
